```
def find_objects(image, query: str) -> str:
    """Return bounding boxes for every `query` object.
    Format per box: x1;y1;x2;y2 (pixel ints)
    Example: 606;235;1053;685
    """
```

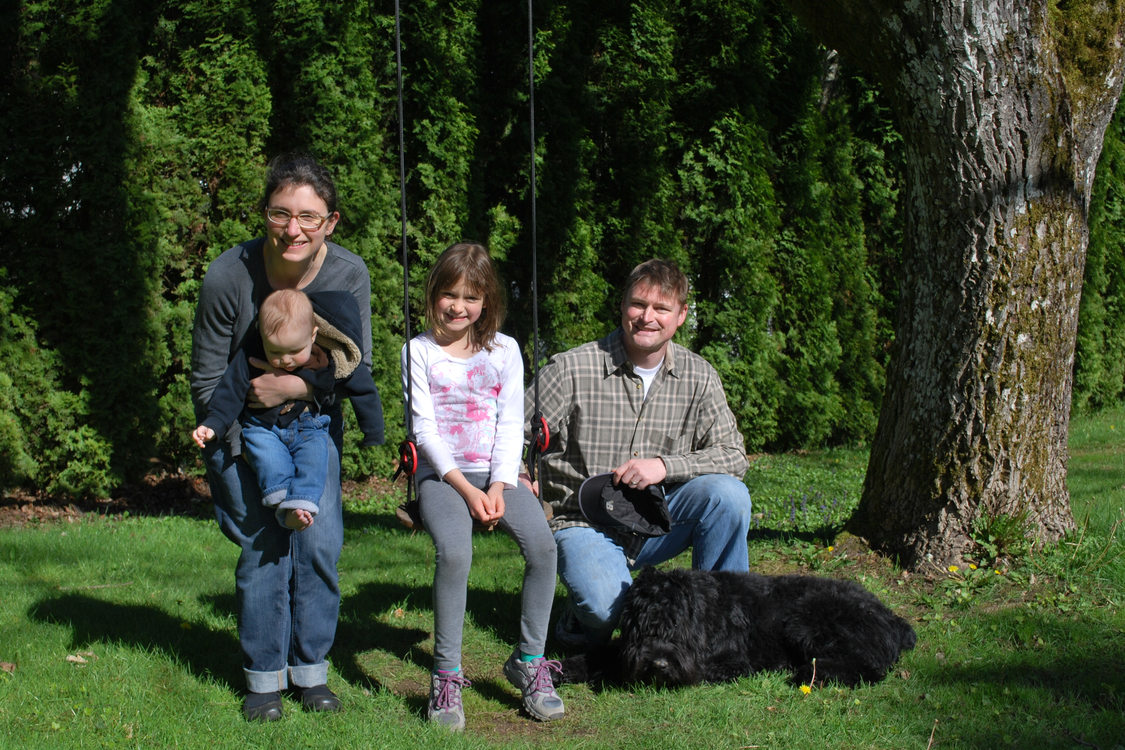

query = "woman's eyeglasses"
265;208;331;231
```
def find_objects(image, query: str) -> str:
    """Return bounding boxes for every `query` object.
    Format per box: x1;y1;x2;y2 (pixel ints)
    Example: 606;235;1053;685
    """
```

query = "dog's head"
615;567;718;686
620;639;703;687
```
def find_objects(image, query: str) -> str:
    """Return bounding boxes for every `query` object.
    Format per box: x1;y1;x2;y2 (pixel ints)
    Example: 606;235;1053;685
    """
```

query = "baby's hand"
284;508;314;531
192;425;215;449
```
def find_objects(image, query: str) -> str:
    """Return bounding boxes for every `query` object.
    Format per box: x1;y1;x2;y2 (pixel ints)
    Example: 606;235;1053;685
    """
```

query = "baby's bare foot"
284;509;314;531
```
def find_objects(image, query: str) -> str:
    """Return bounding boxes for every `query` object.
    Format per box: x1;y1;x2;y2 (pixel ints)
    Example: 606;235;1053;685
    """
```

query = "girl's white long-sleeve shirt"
401;331;525;487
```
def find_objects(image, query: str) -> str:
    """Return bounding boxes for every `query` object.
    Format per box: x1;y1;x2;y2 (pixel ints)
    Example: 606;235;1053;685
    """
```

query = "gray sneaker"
503;652;565;721
428;671;471;731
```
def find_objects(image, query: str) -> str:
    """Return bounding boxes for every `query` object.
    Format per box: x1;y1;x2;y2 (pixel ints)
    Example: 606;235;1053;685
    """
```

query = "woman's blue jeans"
554;473;751;644
203;435;343;693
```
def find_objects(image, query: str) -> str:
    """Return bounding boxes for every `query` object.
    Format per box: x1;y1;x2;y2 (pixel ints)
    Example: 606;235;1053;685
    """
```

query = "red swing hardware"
534;413;550;453
392;438;418;481
527;412;550;483
392;437;423;530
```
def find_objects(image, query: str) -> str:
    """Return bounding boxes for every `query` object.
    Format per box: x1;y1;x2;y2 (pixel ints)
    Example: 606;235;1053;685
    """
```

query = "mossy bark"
785;0;1125;568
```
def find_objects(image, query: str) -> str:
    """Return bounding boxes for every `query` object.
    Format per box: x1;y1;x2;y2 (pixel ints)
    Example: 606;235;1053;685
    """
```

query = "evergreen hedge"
2;0;1121;497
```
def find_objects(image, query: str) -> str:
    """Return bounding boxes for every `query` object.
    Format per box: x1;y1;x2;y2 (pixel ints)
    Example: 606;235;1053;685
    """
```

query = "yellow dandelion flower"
827;546;835;552
947;565;959;573
969;563;978;570
800;684;812;695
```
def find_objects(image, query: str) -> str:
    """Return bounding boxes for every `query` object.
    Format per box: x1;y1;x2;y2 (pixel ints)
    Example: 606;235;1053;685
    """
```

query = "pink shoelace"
432;672;472;709
527;658;562;695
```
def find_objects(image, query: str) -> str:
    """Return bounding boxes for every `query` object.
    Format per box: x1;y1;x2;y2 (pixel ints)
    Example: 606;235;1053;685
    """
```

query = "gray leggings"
418;471;558;672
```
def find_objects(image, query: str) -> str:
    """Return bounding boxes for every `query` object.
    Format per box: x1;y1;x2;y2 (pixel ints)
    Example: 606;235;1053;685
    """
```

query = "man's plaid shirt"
526;328;748;557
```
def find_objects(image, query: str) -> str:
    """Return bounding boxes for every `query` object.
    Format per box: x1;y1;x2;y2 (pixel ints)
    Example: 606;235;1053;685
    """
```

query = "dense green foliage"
1;0;1121;497
1077;100;1125;411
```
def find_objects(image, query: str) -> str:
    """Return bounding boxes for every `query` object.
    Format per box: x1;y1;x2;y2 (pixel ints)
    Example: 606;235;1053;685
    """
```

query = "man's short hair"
623;259;689;307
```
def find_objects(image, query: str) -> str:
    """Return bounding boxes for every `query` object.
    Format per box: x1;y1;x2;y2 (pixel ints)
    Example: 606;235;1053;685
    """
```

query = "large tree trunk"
784;1;1125;568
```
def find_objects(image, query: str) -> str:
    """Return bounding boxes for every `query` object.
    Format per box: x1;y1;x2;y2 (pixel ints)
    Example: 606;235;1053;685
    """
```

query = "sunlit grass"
745;446;867;535
0;408;1122;748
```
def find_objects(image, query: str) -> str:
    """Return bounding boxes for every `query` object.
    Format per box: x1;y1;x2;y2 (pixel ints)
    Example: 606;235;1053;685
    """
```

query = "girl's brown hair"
424;242;505;351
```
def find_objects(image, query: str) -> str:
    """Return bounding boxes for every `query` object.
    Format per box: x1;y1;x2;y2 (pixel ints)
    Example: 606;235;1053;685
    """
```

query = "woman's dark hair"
258;153;338;213
424;242;506;351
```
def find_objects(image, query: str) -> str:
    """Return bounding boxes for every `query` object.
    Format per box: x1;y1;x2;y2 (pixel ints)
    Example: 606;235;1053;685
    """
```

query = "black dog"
557;566;916;688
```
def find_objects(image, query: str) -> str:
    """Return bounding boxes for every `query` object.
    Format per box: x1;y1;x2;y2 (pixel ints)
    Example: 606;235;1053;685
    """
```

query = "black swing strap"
526;0;550;483
391;0;421;530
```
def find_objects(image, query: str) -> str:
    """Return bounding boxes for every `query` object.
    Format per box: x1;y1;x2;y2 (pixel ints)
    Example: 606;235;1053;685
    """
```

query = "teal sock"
436;667;461;674
519;652;542;663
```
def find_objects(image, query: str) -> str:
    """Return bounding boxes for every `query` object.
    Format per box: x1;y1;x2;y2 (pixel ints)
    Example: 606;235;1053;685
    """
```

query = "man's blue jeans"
204;434;343;693
554;473;751;644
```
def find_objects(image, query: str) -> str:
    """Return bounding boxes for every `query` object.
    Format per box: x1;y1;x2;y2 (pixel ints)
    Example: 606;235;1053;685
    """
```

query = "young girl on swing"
401;242;564;731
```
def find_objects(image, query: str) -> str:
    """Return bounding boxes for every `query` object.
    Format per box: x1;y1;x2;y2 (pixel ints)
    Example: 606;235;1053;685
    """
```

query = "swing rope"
525;0;551;484
392;0;549;528
391;0;418;506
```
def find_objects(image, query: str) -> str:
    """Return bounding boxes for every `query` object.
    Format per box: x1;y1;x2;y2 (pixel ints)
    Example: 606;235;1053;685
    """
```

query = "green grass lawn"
1;409;1123;749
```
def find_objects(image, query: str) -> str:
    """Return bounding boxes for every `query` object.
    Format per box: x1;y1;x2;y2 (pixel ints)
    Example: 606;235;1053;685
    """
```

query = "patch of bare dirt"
0;472;214;527
0;472;407;528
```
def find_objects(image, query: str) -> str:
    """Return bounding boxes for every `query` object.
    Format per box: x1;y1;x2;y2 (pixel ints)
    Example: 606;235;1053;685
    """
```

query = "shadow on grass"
28;593;243;690
921;609;1125;748
747;526;842;545
940;610;1125;705
342;508;409;532
330;566;550;717
333;579;431;693
25;522;536;714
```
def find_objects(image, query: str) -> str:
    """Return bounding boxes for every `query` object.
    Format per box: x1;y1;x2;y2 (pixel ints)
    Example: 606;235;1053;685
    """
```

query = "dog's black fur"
557;566;916;688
